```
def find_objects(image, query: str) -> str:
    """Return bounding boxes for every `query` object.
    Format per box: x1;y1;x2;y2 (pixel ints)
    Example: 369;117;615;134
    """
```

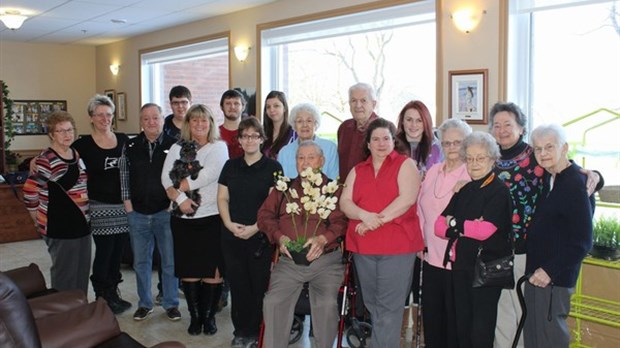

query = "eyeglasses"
466;156;489;164
240;134;261;141
54;128;75;134
171;100;190;107
92;113;113;118
295;119;315;126
533;144;556;155
441;140;462;148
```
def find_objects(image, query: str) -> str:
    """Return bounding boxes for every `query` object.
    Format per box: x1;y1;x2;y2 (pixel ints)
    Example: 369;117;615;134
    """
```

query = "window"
140;37;229;123
508;0;620;214
260;1;436;138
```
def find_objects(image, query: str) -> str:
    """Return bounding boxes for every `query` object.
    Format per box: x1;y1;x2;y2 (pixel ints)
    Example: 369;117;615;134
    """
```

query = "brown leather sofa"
0;265;185;348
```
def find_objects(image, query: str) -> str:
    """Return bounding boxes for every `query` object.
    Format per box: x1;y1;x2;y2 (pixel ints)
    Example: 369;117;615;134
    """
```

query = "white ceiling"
0;0;277;45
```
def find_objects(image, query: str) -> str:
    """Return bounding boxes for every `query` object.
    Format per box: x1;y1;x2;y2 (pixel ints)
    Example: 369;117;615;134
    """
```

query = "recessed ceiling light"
110;19;127;24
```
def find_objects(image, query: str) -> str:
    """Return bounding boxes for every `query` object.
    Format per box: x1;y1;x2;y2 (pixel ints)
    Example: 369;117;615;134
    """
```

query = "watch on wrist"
449;217;457;228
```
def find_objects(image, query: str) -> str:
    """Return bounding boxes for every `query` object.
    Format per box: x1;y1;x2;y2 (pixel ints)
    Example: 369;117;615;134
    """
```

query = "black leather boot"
182;281;202;335
202;283;222;335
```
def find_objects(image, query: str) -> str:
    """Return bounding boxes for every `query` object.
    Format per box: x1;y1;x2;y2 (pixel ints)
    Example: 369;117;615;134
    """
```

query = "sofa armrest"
36;298;121;348
29;289;88;320
3;263;48;298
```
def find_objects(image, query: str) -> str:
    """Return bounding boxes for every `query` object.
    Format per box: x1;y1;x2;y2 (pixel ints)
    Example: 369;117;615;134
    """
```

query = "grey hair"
460;131;501;162
297;140;324;158
87;94;115;116
289;103;321;130
140;103;162;115
438;118;472;142
530;124;568;147
348;82;377;101
488;102;527;134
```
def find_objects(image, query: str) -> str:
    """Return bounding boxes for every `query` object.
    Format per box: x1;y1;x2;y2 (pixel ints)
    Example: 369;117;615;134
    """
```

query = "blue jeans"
127;210;178;309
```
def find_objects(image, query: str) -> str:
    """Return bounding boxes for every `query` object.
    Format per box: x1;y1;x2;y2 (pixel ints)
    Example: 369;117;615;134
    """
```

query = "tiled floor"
0;239;419;347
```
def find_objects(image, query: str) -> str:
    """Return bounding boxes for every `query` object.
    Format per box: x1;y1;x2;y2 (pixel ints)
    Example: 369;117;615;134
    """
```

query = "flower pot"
590;245;620;261
289;248;311;266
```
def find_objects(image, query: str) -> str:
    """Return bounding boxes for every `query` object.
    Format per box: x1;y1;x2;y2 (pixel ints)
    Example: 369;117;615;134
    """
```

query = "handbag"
472;246;515;289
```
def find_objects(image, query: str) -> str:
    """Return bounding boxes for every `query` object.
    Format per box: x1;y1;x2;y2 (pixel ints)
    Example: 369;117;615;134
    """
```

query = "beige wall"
3;0;504;148
1;42;96;150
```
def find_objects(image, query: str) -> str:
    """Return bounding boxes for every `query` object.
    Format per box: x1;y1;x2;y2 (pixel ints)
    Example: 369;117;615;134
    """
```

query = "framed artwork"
12;100;68;135
448;69;488;124
117;92;127;121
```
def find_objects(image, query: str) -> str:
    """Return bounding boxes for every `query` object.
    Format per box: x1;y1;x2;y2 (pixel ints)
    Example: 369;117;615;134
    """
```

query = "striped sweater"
23;148;89;237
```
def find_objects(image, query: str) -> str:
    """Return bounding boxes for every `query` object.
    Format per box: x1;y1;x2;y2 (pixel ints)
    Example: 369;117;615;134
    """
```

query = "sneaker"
166;307;182;321
155;292;163;306
133;307;153;321
231;336;246;348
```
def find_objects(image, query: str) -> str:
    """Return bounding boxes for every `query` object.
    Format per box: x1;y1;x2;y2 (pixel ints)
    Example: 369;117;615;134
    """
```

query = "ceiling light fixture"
0;10;27;30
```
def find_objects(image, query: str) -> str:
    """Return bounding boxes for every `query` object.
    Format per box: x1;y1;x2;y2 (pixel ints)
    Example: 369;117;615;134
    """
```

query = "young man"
219;89;246;159
164;85;192;140
120;103;180;321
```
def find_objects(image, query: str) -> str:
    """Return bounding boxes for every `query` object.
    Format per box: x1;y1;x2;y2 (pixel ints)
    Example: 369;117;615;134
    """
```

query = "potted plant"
273;167;343;265
591;215;620;260
2;80;16;174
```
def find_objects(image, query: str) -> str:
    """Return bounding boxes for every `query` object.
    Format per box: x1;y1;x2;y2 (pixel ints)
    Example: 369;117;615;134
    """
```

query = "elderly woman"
489;102;602;347
262;91;297;160
340;118;423;348
217;117;282;347
434;131;512;348
417;118;472;348
71;94;131;314
23;111;90;294
278;103;338;180
162;104;229;336
524;124;594;348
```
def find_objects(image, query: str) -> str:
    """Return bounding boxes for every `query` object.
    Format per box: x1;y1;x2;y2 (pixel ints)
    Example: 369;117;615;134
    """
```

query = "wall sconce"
234;45;251;63
109;64;120;76
0;10;28;30
451;9;486;34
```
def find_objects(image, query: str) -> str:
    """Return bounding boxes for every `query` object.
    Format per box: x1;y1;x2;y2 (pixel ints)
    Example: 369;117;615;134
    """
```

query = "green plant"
2;81;17;169
593;215;620;249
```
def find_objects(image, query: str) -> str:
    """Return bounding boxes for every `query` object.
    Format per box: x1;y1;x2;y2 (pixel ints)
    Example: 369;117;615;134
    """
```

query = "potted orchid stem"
274;167;342;265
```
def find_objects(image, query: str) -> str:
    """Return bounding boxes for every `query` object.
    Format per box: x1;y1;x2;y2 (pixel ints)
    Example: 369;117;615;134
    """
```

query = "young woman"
261;91;297;159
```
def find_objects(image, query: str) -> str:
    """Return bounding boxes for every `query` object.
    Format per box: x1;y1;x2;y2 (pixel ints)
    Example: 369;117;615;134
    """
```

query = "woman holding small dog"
162;104;229;336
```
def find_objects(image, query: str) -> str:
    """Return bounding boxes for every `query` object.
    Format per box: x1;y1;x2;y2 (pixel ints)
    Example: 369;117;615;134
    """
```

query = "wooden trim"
435;0;443;124
498;0;509;102
255;0;426;121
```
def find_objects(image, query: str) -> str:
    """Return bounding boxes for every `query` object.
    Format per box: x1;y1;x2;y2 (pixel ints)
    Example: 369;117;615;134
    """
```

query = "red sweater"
337;113;378;180
345;151;423;255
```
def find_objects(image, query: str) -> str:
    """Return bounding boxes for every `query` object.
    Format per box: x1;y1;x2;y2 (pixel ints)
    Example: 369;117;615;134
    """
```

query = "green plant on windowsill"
591;215;620;260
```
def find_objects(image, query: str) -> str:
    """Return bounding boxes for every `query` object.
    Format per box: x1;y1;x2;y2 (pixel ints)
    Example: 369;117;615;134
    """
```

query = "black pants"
452;269;502;348
91;233;128;292
422;262;458;348
221;232;272;338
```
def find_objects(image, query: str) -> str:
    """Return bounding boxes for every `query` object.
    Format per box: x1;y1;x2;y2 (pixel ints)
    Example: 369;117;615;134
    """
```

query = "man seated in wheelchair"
258;140;346;348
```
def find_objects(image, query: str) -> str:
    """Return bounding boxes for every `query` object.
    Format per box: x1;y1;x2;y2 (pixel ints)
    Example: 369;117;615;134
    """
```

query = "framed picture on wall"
448;69;488;124
117;92;127;121
12;100;68;135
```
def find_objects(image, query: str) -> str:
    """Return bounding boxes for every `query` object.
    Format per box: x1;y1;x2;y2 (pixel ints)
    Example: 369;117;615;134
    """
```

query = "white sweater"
161;141;228;219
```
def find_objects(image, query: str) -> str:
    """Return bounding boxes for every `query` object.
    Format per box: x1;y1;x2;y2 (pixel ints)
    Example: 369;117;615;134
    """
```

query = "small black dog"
169;140;203;217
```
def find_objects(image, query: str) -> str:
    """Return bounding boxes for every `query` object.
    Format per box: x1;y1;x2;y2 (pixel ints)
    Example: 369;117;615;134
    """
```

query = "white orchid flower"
286;202;300;215
289;188;299;199
318;208;331;219
276;180;288;192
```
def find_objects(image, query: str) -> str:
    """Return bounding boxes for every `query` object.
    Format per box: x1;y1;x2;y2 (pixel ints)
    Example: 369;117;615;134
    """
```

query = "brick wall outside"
161;54;228;125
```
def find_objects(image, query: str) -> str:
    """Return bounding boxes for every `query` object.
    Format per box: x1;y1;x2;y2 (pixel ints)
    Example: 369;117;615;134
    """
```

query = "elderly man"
337;82;379;180
119;103;180;321
258;141;347;348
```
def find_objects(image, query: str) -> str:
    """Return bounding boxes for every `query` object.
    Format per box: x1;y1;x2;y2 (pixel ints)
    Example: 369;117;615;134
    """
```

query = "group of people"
22;81;601;348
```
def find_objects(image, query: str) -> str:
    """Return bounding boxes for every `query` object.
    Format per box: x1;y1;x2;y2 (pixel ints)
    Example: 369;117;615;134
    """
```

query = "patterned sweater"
494;139;545;254
23;148;89;238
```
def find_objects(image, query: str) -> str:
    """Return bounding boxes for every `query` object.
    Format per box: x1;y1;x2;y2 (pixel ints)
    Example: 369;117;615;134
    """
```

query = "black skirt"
171;214;223;278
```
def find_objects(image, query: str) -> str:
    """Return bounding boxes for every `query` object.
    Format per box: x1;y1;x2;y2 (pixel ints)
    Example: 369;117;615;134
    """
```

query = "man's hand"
580;168;600;196
528;268;551;288
304;235;328;262
279;236;292;259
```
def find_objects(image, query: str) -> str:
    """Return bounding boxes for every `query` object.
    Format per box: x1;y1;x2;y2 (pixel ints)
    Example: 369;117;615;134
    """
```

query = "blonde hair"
180;104;220;143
